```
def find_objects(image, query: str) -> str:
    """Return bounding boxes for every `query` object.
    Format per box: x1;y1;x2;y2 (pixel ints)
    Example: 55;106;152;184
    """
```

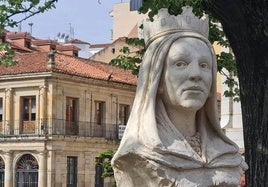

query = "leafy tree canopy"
110;0;239;100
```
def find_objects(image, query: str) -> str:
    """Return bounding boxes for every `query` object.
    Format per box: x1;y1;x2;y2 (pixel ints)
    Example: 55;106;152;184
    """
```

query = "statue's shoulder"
113;153;165;187
113;152;244;187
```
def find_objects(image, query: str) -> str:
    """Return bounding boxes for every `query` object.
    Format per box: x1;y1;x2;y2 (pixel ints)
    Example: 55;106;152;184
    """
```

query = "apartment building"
0;32;136;187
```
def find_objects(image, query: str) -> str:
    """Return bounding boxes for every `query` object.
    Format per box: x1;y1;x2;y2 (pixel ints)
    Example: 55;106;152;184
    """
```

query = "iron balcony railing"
0;119;119;140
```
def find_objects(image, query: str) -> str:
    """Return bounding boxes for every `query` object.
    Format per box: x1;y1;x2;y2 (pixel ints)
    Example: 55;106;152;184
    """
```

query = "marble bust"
112;6;247;187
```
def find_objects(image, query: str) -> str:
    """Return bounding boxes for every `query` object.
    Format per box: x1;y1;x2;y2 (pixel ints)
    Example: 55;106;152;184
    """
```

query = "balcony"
0;119;119;140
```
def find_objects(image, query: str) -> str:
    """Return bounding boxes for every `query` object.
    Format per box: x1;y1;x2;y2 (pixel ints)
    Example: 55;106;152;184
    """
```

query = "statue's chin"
180;100;205;111
176;91;208;111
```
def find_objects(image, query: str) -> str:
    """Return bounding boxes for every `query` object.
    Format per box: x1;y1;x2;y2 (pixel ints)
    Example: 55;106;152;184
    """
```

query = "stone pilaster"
4;151;13;187
38;151;47;187
46;150;54;187
5;88;13;135
39;86;47;133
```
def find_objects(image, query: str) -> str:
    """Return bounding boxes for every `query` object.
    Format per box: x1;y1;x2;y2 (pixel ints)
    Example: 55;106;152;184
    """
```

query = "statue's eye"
200;62;209;69
176;61;187;68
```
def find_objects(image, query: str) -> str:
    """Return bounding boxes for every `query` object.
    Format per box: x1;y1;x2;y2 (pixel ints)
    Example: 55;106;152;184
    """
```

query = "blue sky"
10;0;129;44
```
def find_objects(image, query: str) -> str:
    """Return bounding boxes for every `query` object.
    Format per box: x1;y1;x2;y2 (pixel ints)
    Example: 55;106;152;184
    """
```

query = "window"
22;97;36;121
25;41;31;49
66;97;78;135
119;104;130;125
21;97;36;133
93;101;105;137
0;98;2;133
73;52;78;57
16;154;39;187
95;101;105;125
51;46;56;51
0;157;4;187
0;98;2;122
67;157;77;187
66;97;76;124
130;0;142;11
95;157;104;187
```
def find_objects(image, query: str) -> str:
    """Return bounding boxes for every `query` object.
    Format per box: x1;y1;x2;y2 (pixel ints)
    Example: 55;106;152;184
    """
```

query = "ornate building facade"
0;51;136;187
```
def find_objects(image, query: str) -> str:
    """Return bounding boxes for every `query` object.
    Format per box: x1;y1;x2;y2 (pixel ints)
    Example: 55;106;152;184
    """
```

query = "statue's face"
159;37;212;111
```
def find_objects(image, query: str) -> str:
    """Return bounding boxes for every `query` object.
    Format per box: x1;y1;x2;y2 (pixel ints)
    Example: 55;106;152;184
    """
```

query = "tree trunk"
203;0;268;186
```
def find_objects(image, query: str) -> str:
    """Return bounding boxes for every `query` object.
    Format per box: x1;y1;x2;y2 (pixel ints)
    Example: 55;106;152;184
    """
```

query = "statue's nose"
188;63;202;82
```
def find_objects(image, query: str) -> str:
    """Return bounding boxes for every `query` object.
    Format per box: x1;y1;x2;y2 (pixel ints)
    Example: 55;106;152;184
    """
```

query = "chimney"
47;51;55;70
6;32;32;49
56;45;80;57
32;39;57;52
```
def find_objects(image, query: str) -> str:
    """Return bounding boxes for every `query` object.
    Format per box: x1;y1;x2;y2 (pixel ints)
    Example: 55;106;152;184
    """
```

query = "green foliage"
110;38;145;75
0;0;57;28
0;41;17;66
96;149;116;178
0;0;57;66
217;52;237;76
110;0;240;100
216;51;240;101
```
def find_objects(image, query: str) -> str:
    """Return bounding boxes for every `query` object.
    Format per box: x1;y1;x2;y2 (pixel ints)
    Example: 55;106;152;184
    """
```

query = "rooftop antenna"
18;23;22;32
69;23;74;39
28;22;33;35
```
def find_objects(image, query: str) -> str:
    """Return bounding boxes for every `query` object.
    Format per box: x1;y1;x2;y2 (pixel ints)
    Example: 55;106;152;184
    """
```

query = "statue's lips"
182;86;204;92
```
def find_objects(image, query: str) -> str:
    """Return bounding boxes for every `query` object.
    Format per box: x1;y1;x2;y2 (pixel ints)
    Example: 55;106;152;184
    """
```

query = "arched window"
0;157;4;187
16;154;38;187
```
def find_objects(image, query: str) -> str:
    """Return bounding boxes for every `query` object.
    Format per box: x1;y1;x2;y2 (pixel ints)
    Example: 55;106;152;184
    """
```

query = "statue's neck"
165;105;197;137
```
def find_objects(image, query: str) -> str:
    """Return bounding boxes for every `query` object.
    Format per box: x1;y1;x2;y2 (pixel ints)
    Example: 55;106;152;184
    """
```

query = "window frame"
0;98;2;122
65;97;79;135
20;96;37;134
22;96;36;122
94;101;105;125
67;156;78;187
119;104;130;125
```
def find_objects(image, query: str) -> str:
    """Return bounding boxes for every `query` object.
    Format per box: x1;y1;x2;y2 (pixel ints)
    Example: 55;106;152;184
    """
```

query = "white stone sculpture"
112;6;248;187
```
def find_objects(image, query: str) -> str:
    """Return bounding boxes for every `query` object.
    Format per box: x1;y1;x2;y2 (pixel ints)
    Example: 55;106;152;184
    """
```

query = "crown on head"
140;6;209;46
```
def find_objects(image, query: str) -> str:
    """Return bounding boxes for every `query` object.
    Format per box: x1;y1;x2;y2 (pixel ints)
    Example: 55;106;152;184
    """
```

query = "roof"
8;41;33;52
0;52;137;86
56;45;80;51
128;24;139;38
32;39;58;46
2;31;85;55
70;39;90;45
6;32;32;40
89;43;111;49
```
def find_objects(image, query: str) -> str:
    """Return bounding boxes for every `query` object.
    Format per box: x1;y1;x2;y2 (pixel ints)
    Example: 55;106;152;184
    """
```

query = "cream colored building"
89;37;142;64
90;1;146;64
0;51;136;187
110;2;146;41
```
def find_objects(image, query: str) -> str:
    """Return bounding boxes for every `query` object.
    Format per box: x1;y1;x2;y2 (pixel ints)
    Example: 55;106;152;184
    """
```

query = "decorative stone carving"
112;6;247;187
